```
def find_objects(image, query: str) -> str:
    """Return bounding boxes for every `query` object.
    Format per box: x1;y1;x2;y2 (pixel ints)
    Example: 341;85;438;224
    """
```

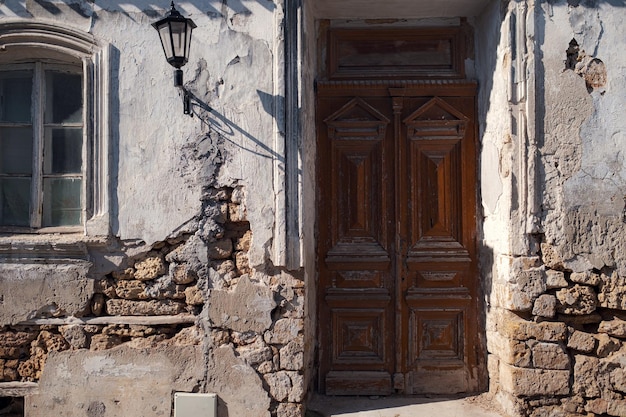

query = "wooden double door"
316;81;483;395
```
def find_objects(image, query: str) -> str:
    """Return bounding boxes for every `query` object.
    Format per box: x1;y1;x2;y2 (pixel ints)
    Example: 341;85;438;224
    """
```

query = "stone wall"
484;1;626;415
0;1;308;416
0;185;306;416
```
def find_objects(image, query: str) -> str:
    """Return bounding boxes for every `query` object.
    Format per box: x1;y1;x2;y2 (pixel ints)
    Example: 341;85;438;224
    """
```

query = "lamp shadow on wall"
184;89;289;172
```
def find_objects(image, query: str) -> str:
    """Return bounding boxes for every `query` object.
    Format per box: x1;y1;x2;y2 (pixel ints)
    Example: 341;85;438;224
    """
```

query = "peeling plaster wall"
482;1;626;416
541;0;626;271
0;1;307;417
0;0;283;256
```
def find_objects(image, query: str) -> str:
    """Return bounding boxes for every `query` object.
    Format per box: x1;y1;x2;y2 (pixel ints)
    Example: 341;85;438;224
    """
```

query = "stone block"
236;338;273;365
89;334;122;350
265;318;304;344
486;331;531;367
114;280;147;299
610;367;626;393
499;310;567;342
597;270;626;310
228;202;247;222
0;262;93;324
509;268;547;312
487;354;500;392
208;238;233;260
585;398;608;414
165;235;209;268
236;251;251;274
531;342;570;370
170;263;197;284
112;268;134;280
134;253;166;281
541;244;564;270
264;371;291;401
567;330;596;353
532;294;557;318
556;285;597;315
598;318;626;338
287;372;304;402
607;400;626;416
184;286;204;305
105;299;185;316
59;325;88;349
279;339;304;371
573;355;601;397
277;403;304;417
235;230;252;251
499;363;570;396
545;270;568;289
596;333;620;357
570;271;601;286
208;275;275;333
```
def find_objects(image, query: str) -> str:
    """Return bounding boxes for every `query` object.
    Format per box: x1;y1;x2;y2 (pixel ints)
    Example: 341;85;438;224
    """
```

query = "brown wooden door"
317;81;483;395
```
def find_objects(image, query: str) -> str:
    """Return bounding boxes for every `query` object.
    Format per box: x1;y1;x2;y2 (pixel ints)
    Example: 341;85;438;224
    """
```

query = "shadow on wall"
110;45;122;238
0;0;276;20
182;89;286;166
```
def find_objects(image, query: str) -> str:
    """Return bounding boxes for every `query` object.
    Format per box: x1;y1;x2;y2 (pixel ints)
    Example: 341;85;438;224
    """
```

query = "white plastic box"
174;392;217;417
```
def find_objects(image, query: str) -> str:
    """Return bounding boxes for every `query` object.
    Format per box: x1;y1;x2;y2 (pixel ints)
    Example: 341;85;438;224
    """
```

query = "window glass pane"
43;178;82;227
45;70;82;124
0;70;32;123
43;127;82;174
0;127;33;174
0;178;31;227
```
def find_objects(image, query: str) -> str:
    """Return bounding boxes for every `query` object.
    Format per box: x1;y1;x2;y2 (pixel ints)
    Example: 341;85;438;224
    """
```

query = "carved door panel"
317;82;482;395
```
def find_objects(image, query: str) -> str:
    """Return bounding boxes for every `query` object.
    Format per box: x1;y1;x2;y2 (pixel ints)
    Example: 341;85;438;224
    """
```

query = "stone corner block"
499;363;570;397
208;275;276;333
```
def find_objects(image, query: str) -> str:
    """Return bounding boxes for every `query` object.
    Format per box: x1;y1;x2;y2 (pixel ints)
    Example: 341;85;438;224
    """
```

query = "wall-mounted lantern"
152;1;197;115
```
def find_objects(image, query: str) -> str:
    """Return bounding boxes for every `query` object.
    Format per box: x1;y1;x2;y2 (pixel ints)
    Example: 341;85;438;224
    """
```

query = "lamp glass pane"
185;24;193;60
158;24;174;59
170;21;186;57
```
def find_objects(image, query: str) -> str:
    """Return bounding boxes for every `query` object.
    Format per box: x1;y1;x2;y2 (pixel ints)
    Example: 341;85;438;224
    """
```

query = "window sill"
0;233;110;260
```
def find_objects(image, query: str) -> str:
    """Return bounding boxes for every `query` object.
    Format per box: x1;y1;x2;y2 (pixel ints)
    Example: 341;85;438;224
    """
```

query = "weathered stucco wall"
0;1;307;417
2;0;626;416
483;1;626;416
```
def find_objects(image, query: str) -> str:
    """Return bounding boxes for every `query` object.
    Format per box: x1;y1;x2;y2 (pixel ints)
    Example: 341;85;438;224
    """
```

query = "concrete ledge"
0;382;38;397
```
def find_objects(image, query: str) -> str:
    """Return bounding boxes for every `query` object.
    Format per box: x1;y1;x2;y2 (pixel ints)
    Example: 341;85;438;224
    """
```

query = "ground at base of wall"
306;393;504;417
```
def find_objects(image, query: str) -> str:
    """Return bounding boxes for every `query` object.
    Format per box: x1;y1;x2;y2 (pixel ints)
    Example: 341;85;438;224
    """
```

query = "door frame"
314;25;487;396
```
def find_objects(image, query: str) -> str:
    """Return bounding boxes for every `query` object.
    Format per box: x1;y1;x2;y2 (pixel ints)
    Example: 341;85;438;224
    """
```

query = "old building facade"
0;0;624;416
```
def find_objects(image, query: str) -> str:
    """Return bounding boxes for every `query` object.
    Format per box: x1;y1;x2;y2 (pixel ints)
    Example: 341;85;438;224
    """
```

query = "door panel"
318;94;395;395
317;82;482;395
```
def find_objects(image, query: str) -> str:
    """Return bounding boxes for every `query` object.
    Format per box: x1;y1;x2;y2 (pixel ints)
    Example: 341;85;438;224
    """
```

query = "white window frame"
0;20;110;237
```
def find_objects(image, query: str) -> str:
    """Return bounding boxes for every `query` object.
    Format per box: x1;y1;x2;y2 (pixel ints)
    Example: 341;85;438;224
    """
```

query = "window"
0;21;110;235
0;63;84;229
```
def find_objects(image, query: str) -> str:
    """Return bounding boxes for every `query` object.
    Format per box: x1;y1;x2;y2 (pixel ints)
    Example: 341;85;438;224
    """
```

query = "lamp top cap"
152;1;197;29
